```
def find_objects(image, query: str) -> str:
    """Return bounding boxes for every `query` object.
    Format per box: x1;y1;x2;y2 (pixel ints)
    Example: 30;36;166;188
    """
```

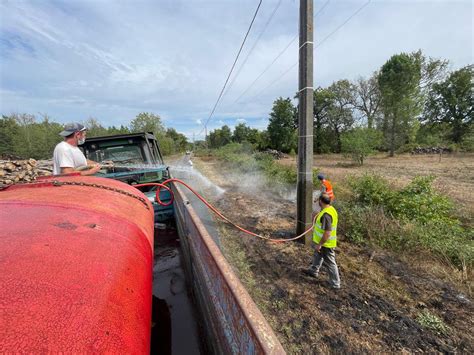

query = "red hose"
133;182;174;206
134;178;314;243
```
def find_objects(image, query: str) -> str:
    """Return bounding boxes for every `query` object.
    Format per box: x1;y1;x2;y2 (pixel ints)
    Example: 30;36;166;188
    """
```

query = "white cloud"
1;0;472;132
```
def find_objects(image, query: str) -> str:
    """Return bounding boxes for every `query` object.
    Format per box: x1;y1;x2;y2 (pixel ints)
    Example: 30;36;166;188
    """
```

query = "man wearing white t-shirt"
53;122;101;176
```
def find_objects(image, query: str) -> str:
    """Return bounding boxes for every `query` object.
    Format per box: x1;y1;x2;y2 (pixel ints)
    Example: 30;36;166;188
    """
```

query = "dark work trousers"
309;246;341;288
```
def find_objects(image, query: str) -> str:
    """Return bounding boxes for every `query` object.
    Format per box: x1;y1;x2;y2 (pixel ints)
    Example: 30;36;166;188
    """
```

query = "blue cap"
59;122;86;137
317;173;325;180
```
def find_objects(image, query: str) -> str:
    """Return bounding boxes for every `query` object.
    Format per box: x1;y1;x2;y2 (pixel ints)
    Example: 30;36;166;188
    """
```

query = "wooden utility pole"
296;0;314;245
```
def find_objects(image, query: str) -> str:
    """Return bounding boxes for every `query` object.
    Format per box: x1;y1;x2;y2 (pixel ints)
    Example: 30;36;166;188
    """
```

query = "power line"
223;0;283;99
199;0;263;136
233;35;297;104
233;0;331;104
246;0;371;104
315;0;371;49
252;62;298;101
313;0;331;19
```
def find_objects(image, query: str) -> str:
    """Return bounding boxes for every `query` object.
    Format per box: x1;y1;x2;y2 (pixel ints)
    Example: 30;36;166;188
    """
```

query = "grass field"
280;153;474;224
191;152;474;353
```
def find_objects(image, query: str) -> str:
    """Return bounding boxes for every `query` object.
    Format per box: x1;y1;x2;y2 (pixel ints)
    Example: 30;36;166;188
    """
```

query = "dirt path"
193;156;473;354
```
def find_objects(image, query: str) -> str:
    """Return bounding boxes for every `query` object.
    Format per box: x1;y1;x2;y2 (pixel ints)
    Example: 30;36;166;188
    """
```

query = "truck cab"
82;132;173;222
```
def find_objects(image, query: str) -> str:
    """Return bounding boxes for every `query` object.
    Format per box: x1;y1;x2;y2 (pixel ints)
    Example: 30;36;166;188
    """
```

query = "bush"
460;131;474;152
348;175;456;224
392;176;456;224
348;174;395;206
312;168;321;187
447;143;461;153
344;173;473;268
341;128;382;165
214;143;259;172
212;143;298;188
415;129;444;147
215;142;254;157
411;221;473;267
397;142;419;154
258;155;296;185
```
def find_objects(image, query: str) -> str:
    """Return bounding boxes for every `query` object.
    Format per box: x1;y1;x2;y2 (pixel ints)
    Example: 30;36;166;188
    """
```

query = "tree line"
0;112;188;159
1;50;472;162
205;50;473;164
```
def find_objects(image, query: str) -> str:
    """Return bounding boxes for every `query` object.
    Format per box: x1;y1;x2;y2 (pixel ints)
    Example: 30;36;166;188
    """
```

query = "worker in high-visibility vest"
317;173;334;201
304;193;341;289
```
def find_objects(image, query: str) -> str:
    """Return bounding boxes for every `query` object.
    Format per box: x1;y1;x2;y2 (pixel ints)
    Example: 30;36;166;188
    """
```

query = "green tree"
415;50;449;95
30;115;63;159
268;97;297;153
130;112;171;155
107;125;131;135
312;81;356;153
84;117;108;137
0;115;20;157
208;125;232;148
326;80;356;153
378;52;422;156
165;128;188;152
220;125;232;145
424;65;473;144
247;128;267;149
0;113;63;159
313;87;335;153
11;113;36;158
130;112;165;136
415;124;445;146
341;128;382;165
232;123;252;143
158;136;175;156
353;73;382;129
378;51;447;155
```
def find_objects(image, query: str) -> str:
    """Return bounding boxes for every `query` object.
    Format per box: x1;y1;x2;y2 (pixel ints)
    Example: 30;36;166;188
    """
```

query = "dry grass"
279;153;474;225
192;154;474;353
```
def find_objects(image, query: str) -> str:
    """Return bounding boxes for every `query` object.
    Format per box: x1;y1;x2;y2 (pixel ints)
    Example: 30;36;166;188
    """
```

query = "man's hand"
90;164;101;173
315;244;322;253
81;164;101;176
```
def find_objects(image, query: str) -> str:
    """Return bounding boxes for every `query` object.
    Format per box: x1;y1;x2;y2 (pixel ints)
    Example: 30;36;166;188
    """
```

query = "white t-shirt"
53;141;87;175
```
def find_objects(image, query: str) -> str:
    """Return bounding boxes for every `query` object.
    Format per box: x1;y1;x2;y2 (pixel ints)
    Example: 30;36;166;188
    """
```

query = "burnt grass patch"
216;198;474;352
199;159;474;353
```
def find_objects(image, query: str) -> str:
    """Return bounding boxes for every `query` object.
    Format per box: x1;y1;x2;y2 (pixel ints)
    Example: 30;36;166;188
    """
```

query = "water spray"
134;178;314;243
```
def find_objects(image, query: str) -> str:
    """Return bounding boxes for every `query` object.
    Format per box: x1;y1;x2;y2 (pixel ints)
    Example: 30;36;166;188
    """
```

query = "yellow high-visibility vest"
313;205;338;248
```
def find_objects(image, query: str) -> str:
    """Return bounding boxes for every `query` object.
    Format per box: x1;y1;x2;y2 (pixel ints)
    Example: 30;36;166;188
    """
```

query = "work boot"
302;269;318;278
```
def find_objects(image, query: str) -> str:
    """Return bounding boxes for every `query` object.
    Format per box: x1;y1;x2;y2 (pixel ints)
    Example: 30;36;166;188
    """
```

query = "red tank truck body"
0;175;154;353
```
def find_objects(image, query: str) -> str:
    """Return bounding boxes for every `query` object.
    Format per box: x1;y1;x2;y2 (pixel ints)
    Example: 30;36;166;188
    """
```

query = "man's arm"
60;165;101;176
56;145;100;176
315;230;331;252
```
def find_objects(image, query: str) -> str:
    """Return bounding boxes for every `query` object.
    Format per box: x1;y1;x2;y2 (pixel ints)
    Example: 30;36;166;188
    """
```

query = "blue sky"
0;0;472;139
